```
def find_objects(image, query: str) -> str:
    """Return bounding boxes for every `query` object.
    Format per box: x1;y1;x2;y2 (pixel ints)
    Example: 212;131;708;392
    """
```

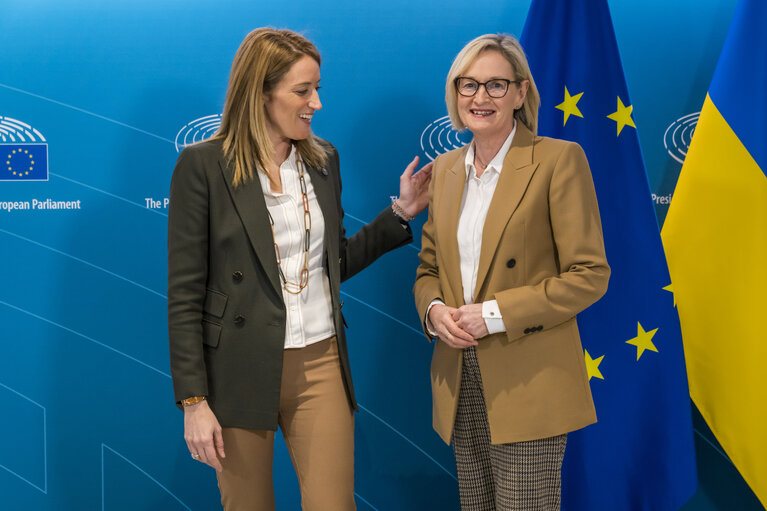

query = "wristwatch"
181;396;206;407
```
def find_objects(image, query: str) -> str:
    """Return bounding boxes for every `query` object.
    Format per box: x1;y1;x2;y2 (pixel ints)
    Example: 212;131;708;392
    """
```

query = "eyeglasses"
454;77;520;98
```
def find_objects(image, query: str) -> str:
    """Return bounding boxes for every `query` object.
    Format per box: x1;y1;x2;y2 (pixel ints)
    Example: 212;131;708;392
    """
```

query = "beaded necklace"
267;156;311;294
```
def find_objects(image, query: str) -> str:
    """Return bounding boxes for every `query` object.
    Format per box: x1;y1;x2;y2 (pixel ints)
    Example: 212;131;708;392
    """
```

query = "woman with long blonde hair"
168;28;431;510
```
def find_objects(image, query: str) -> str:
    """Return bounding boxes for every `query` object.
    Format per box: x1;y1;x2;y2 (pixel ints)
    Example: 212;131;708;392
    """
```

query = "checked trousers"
452;346;567;511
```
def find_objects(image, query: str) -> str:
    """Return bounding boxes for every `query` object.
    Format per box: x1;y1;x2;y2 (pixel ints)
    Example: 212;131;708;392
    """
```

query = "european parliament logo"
175;114;222;152
664;112;700;164
420;115;471;161
0;116;48;181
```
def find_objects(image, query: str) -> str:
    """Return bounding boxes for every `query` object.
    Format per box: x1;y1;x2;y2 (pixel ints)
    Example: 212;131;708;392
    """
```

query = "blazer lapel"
219;158;282;297
437;147;469;306
305;161;338;270
473;124;539;301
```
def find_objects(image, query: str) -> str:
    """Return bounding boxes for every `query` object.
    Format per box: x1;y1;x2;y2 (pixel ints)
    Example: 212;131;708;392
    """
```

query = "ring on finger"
191;453;201;460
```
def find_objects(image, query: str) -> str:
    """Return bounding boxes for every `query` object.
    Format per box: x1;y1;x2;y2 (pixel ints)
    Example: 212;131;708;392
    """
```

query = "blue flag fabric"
521;1;698;509
1;143;48;181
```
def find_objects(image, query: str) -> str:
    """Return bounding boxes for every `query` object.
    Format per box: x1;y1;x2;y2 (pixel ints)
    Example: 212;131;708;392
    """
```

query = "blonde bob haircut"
214;28;329;187
445;33;540;136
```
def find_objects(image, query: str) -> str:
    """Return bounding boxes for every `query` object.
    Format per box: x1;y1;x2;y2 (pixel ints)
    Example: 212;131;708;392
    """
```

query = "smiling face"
264;55;322;149
457;50;528;140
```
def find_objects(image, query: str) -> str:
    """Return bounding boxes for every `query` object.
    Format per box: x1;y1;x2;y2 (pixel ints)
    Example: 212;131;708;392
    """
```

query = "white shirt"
258;146;336;349
426;123;516;336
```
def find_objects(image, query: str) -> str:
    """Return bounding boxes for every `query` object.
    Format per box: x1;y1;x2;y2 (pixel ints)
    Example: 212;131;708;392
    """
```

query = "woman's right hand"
184;400;226;471
428;304;477;349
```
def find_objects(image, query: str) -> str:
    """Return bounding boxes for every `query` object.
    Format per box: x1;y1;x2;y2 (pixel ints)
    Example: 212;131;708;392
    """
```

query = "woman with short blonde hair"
415;33;609;509
445;33;540;135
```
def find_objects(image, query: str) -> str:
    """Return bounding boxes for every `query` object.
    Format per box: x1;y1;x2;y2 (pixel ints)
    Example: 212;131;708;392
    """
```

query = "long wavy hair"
214;28;329;187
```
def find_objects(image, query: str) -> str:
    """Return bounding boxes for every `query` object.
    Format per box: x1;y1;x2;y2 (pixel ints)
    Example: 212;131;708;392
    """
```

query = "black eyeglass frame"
454;77;522;98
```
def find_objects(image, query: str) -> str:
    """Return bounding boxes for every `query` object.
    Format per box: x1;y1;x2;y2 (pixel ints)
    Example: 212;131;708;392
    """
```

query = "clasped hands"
428;303;489;348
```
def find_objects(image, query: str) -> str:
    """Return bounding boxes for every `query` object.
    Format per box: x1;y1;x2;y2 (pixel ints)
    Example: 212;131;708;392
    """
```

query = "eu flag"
1;143;48;181
521;1;698;509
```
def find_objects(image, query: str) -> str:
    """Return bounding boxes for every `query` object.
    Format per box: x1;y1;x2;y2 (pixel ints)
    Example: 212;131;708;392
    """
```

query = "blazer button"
234;314;245;325
524;328;531;334
232;271;243;282
537;325;543;331
506;258;516;268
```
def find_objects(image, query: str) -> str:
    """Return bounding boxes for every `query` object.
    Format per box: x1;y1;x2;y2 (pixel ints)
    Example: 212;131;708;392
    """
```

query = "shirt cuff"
425;299;445;337
482;300;506;334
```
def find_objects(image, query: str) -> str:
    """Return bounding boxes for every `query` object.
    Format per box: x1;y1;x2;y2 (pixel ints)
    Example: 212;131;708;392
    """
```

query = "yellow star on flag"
663;283;676;306
626;322;659;360
555;86;584;126
606;96;636;135
584;350;604;380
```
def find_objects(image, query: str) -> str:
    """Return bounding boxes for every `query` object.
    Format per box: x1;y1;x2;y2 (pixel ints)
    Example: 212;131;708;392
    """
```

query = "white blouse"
258;145;336;349
426;123;517;336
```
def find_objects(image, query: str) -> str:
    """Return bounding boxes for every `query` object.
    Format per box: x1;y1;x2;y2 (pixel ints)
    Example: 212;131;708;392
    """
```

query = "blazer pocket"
203;288;228;318
202;319;222;348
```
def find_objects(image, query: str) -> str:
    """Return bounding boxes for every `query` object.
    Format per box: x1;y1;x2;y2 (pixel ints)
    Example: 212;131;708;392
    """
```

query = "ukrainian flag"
662;0;767;506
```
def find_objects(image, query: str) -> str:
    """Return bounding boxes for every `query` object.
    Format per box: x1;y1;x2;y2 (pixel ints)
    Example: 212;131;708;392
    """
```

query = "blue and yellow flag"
521;1;698;509
1;143;48;181
662;0;767;506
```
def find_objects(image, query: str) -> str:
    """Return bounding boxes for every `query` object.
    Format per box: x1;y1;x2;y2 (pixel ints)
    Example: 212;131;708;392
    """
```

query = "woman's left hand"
396;156;433;218
452;304;490;339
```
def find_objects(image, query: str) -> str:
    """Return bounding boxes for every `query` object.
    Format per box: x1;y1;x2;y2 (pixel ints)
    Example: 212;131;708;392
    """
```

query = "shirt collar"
258;144;298;196
283;143;298;168
464;120;517;178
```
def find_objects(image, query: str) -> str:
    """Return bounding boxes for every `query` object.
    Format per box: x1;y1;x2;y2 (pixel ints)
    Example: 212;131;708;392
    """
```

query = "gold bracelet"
390;197;415;222
181;396;206;407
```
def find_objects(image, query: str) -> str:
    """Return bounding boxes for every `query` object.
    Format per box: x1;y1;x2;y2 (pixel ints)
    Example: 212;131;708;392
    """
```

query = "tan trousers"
216;336;355;511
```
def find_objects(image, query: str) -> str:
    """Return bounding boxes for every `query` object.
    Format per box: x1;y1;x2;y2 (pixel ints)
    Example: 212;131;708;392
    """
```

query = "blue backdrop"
0;0;760;509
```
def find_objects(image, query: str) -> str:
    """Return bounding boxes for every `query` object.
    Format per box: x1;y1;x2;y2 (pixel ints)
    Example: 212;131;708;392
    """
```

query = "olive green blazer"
414;124;610;445
168;137;411;430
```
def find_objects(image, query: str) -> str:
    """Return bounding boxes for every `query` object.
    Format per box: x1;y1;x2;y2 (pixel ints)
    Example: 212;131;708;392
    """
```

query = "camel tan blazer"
414;123;610;445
